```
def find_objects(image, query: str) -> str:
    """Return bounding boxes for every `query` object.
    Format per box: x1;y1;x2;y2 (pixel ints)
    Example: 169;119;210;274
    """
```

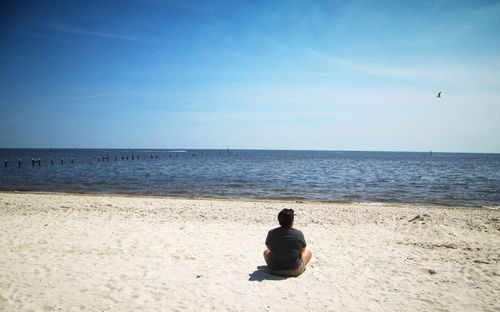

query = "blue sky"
1;0;499;152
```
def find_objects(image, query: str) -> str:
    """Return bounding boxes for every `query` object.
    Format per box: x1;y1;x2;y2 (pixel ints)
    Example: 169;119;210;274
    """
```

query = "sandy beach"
0;192;498;311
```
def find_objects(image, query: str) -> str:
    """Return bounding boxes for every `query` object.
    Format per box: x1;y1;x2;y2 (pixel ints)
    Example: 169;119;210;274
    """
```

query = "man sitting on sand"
264;208;312;276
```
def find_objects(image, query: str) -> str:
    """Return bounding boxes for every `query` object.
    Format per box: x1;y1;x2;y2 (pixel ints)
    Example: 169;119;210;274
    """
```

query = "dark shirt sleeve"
298;230;307;248
265;230;272;246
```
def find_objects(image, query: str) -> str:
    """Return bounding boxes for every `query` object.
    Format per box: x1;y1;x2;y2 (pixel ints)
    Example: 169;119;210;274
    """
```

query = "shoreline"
0;190;493;211
1;192;499;311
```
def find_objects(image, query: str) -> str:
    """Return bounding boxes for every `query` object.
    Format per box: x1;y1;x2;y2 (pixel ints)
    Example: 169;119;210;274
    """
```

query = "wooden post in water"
51;159;54;166
18;159;21;167
4;160;7;168
61;159;64;165
132;154;134;160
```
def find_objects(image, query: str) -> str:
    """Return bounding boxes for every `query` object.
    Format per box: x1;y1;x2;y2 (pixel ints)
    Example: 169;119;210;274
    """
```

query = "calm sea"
0;149;498;208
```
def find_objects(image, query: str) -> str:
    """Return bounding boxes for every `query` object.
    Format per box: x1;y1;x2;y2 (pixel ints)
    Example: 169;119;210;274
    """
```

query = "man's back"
265;227;306;271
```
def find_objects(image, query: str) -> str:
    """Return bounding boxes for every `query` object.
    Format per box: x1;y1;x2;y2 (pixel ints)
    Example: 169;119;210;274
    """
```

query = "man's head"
278;208;294;227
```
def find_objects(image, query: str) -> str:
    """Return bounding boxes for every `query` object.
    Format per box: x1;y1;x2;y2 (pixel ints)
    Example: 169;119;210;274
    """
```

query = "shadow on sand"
248;266;288;282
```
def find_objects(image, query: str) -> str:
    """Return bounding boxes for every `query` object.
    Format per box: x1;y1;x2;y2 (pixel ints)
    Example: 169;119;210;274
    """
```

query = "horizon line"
0;147;498;154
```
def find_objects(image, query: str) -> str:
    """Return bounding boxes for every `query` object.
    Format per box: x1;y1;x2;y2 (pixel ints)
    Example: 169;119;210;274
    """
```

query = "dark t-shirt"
265;227;307;270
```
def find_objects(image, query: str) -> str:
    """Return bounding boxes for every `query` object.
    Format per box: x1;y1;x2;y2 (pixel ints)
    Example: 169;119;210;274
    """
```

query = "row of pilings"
2;151;235;168
2;154;160;168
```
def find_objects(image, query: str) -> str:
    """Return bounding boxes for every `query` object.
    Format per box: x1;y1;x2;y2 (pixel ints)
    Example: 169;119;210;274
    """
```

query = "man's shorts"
268;259;306;277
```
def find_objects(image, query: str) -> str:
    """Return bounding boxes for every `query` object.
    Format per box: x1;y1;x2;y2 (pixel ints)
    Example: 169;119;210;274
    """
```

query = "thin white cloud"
48;23;163;42
307;48;435;81
49;23;140;40
306;48;500;91
72;92;118;101
2;26;59;41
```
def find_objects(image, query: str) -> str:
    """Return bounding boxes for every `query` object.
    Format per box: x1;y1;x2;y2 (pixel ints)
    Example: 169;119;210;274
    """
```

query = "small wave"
356;202;385;206
262;195;308;201
482;205;500;210
272;188;286;192
227;184;243;188
170;190;188;195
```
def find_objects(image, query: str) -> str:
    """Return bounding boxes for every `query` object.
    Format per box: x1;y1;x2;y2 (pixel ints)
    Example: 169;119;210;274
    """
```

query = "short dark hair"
278;208;294;227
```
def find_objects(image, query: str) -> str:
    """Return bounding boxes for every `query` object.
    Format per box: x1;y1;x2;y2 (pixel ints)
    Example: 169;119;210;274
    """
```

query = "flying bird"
437;91;442;98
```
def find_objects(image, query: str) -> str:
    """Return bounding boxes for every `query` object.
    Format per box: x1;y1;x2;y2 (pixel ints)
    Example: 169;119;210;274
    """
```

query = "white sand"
0;192;499;311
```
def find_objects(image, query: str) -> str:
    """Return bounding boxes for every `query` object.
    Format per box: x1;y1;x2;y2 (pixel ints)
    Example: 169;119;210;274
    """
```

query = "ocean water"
0;149;499;208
